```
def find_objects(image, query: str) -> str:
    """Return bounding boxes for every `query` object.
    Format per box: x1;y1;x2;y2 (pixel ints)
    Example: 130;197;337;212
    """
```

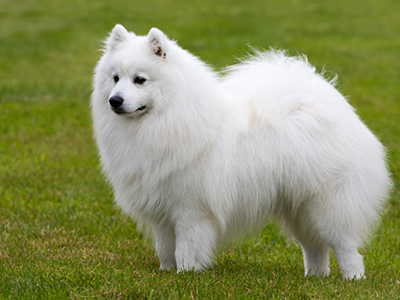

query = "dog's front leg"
174;211;217;272
153;222;177;271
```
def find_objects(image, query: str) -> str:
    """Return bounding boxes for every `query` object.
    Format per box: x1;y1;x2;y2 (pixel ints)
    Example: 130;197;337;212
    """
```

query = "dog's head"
95;24;182;118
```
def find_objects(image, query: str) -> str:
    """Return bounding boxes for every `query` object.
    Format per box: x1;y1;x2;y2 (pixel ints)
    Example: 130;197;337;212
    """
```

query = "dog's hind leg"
280;200;331;277
153;222;177;271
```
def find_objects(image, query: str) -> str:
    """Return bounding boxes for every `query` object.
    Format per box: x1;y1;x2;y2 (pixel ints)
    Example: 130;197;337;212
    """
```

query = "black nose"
109;95;124;108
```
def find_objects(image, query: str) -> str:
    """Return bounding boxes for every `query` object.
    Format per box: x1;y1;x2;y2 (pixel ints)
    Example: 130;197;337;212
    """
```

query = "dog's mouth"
111;105;148;116
136;106;147;112
111;107;126;114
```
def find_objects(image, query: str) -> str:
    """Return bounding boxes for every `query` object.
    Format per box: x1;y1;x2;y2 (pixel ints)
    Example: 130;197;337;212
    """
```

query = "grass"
1;0;399;298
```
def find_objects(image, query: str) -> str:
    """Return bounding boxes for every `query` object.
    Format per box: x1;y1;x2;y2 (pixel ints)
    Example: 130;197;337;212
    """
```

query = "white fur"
91;24;392;279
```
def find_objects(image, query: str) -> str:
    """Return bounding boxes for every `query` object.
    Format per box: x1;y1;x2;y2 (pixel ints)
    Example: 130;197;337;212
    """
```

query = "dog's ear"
106;24;131;52
147;28;168;58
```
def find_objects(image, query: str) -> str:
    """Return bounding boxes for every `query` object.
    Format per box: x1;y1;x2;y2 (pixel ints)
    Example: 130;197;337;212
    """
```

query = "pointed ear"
147;28;169;58
106;24;131;52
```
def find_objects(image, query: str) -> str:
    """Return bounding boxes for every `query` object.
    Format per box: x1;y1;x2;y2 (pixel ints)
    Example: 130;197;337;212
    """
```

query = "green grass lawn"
1;0;399;298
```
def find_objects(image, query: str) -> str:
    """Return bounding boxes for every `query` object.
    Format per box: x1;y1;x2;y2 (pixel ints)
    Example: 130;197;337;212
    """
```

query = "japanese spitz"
91;24;391;279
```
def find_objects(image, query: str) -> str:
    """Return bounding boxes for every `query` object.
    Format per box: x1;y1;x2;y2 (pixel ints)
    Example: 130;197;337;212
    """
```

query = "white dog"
91;24;391;279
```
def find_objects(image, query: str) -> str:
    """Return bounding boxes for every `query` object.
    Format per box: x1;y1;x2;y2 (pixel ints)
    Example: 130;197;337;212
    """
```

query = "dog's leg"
174;212;217;272
282;201;331;277
301;243;330;277
332;242;365;280
153;223;177;271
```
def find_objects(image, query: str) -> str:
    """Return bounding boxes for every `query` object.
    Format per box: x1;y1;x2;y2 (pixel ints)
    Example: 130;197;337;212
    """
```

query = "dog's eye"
134;76;146;85
113;75;119;83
